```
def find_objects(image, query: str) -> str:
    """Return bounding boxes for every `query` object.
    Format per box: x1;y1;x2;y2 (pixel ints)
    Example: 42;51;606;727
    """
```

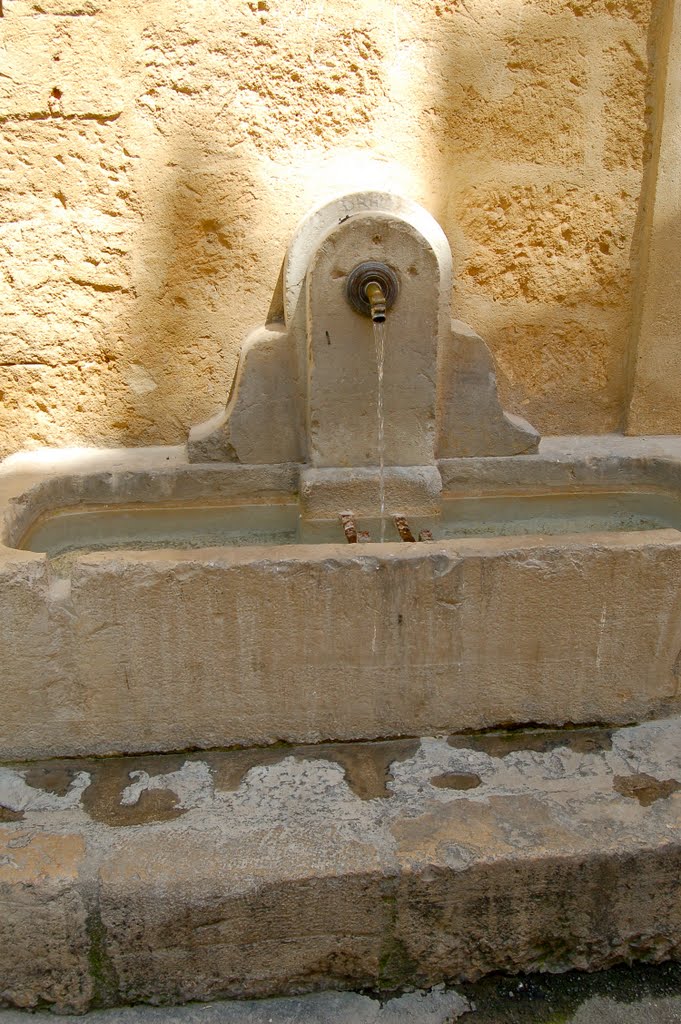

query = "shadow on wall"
104;0;663;450
112;124;277;449
427;0;664;436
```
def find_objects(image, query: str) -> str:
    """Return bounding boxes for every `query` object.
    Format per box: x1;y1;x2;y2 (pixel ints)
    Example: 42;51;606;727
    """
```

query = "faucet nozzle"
364;281;387;324
346;261;399;323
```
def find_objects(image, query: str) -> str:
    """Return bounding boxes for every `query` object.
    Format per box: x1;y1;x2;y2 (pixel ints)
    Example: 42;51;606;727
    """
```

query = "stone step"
0;720;680;1013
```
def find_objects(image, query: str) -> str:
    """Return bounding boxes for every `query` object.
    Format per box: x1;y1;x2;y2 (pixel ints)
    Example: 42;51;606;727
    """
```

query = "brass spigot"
346;261;399;323
364;281;387;324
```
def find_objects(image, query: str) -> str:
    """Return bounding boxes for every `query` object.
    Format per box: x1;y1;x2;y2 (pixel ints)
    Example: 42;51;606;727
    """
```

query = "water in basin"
17;490;681;561
435;490;681;539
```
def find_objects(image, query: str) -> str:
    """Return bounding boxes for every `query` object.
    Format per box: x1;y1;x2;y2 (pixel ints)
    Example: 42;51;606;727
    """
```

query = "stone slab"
188;325;303;465
299;464;443;519
283;192;452;328
437;320;539;457
306;212;443;468
0;720;679;1011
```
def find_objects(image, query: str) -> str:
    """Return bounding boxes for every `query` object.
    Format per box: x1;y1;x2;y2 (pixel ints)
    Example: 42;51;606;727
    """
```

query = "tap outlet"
346;261;399;323
364;281;387;323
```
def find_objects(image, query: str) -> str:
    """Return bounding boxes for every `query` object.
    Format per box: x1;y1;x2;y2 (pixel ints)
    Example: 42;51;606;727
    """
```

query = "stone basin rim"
5;435;681;562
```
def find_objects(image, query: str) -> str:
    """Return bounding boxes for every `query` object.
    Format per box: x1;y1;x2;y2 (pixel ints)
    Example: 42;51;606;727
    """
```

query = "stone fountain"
0;189;680;765
188;192;539;523
0;192;681;1013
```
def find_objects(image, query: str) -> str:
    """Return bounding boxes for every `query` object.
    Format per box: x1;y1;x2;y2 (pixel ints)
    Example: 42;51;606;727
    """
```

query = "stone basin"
1;435;681;762
17;488;681;558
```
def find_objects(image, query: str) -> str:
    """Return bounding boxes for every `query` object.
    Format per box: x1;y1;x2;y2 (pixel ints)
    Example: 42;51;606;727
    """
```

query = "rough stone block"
0;830;91;1013
603;36;649;171
98;831;392;1004
299;464;443;519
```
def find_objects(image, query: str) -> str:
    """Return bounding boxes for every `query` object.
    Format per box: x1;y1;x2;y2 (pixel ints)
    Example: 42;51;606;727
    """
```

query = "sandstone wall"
0;0;664;456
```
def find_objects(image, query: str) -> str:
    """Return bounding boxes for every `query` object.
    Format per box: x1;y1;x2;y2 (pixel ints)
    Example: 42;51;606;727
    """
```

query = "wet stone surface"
0;806;24;822
459;961;681;1022
0;723;678;827
208;738;421;802
447;725;614;758
0;720;679;1012
613;772;681;806
1;738;424;827
0;963;680;1022
430;771;482;791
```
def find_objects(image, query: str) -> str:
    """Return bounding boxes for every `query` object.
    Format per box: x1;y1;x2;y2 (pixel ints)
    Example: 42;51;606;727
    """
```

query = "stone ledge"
0;719;680;1012
298;464;443;519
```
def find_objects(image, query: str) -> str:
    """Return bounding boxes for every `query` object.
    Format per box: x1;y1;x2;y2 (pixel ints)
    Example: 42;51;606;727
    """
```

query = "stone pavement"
0;722;680;1012
1;964;681;1022
0;989;470;1024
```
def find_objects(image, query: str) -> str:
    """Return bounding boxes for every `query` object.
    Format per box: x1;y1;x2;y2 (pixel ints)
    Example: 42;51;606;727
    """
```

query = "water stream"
373;319;387;542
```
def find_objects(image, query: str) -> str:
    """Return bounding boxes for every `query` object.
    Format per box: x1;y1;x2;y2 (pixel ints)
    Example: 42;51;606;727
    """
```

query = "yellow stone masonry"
0;0;666;455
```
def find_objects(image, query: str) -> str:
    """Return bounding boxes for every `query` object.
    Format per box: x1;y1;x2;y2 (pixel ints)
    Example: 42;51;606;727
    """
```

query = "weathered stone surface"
457;182;635;310
188;325;302;465
571;995;681;1023
283;192;452;328
0;830;91;1013
0;988;470;1023
299;464;443;519
486;316;623;436
98;831;392;1004
4;970;681;1021
3;439;681;759
533;0;653;28
452;173;642;433
0;0;662;453
426;24;589;168
306;212;444;469
627;0;681;434
602;35;651;173
189;192;539;512
437;320;539;457
6;523;681;759
0;720;679;1010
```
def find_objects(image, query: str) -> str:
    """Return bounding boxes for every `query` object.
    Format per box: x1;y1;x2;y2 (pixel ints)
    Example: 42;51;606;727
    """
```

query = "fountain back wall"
0;0;674;456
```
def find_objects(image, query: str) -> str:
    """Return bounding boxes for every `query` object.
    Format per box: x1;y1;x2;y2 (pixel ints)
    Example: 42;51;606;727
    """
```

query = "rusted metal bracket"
394;516;416;542
342;512;433;543
340;513;358;543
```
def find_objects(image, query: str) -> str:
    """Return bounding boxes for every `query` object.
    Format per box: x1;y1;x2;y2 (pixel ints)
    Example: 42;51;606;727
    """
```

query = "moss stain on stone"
376;889;418;993
86;904;119;1009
